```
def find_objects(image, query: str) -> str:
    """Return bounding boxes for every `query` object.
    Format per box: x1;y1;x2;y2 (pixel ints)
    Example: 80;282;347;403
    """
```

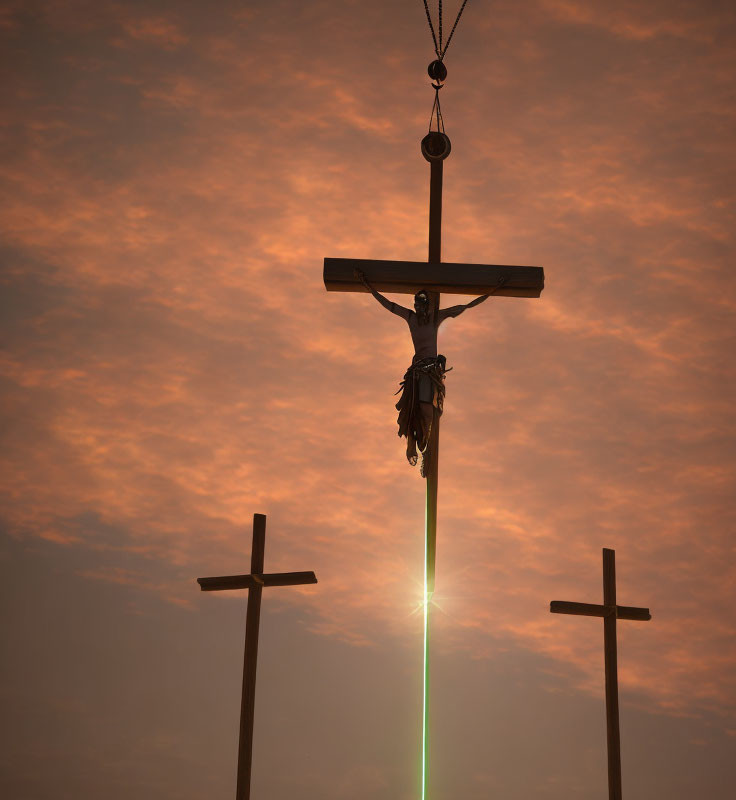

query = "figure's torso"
407;312;439;360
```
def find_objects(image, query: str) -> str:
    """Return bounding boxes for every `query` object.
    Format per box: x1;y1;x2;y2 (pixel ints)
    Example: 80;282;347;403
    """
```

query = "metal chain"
421;0;471;61
441;0;470;58
428;86;445;133
438;0;443;54
422;0;441;59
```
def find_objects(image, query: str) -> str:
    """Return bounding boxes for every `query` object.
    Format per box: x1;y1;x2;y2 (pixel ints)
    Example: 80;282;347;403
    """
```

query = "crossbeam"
549;601;651;621
324;257;544;297
550;548;651;800
197;514;317;800
198;571;318;592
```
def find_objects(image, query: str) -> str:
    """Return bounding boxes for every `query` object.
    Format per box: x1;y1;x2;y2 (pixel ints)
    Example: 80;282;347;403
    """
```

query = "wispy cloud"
1;0;734;729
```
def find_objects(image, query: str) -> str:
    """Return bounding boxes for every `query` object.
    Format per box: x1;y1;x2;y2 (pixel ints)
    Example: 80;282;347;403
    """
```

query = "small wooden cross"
550;548;651;800
197;513;317;800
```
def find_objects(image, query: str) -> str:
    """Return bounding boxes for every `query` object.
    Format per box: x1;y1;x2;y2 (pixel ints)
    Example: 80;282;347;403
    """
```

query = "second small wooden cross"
197;513;317;800
550;548;651;800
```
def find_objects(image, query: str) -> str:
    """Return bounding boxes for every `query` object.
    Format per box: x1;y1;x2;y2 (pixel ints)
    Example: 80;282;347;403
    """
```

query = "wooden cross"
197;513;317;800
324;135;544;594
550;548;651;800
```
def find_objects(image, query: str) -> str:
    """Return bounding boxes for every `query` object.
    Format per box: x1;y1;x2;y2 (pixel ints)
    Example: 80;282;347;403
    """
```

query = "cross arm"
197;571;318;592
615;604;651;621
550;601;651;621
324;258;544;298
260;571;317;588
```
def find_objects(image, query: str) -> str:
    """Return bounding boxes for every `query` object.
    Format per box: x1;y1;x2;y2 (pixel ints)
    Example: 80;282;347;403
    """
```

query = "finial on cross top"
427;58;447;84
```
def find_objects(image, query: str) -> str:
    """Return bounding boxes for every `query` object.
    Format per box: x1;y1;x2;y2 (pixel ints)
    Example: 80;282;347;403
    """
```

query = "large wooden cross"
324;136;544;594
550;548;651;800
197;513;317;800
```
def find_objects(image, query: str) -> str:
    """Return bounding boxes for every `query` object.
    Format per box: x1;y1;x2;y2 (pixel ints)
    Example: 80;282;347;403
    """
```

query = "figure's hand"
483;275;506;297
353;268;369;286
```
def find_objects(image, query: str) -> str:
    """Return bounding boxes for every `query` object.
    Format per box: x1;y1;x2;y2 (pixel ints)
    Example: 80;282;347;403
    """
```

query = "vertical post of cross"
421;128;450;800
603;548;622;800
237;513;266;800
428;159;443;262
425;155;443;595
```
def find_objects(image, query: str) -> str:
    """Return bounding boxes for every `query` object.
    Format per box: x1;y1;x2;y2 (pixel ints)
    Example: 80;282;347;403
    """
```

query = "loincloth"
395;355;448;444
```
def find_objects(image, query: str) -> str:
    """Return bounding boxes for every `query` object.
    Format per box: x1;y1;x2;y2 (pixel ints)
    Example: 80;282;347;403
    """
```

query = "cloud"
1;0;734;727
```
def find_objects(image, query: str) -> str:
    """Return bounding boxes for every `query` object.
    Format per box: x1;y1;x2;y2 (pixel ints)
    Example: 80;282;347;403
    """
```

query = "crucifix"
323;52;544;798
323;116;544;599
550;548;651;800
197;513;318;800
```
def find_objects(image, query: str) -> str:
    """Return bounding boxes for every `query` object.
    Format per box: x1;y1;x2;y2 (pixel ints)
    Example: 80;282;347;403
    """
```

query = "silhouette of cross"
197;513;317;800
550;548;651;800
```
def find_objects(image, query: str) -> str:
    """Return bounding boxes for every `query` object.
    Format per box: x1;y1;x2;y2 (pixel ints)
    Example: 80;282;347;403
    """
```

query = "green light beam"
422;484;431;800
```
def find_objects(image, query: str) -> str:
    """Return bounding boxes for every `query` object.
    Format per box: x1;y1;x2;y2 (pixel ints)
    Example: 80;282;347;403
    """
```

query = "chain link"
441;0;470;58
438;0;443;53
422;0;441;59
422;0;471;61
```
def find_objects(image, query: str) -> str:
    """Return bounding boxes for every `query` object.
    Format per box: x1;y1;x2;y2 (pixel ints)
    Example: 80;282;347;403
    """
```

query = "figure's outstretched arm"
438;277;506;322
354;269;411;320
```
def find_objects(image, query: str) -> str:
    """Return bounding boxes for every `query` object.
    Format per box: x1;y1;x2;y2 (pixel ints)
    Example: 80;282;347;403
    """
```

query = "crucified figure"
355;268;503;470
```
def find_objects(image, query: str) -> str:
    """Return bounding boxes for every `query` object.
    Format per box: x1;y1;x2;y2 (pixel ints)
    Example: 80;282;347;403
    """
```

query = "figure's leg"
418;401;434;452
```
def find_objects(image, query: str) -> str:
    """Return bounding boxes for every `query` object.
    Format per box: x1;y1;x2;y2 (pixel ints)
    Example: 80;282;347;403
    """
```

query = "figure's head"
414;290;429;311
414;290;430;323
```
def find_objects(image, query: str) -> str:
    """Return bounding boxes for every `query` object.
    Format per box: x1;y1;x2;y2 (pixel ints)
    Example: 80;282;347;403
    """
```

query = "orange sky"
1;1;735;798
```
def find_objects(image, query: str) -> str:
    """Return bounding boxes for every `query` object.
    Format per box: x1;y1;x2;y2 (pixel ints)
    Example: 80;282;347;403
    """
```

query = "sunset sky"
1;1;735;798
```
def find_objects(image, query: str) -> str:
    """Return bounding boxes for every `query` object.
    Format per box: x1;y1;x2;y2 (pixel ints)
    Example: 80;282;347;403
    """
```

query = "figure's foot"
415;424;429;454
405;427;420;464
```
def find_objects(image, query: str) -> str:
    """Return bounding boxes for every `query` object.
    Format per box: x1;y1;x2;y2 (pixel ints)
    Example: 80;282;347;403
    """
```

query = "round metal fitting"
427;59;447;83
421;131;452;162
